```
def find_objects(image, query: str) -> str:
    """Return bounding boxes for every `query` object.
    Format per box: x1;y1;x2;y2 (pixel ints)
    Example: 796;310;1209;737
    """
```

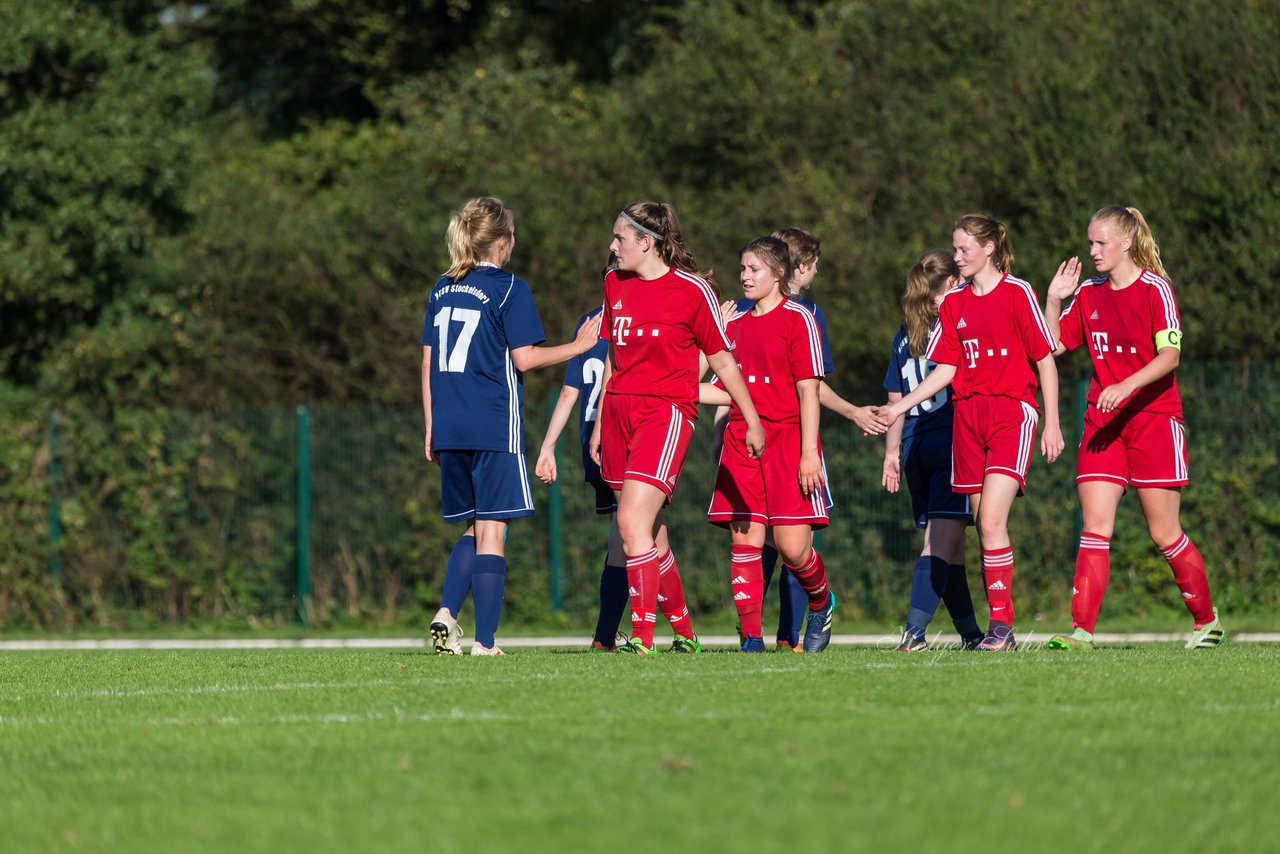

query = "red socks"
1159;533;1215;626
1072;533;1111;633
657;549;695;639
982;546;1015;626
785;548;830;611
729;545;765;638
625;547;660;647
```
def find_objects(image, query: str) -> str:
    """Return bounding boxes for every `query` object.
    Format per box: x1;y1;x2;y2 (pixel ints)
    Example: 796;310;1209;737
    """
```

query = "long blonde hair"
1090;205;1169;280
954;213;1014;274
903;249;959;357
620;201;713;283
444;196;514;280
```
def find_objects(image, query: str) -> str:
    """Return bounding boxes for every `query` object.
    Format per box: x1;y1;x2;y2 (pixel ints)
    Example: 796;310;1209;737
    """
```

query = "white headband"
619;210;664;242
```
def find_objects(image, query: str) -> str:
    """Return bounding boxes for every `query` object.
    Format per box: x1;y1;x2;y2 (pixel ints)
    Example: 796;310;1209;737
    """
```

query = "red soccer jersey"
926;274;1055;407
602;267;731;419
1058;270;1183;418
718;299;825;424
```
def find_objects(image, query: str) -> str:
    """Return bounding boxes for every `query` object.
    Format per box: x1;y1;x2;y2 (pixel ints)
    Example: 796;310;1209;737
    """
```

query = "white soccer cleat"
429;608;463;655
470;641;504;657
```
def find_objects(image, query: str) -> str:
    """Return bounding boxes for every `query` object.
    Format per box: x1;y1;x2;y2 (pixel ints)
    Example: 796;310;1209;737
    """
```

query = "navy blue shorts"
588;479;618;515
438;450;534;522
902;430;971;529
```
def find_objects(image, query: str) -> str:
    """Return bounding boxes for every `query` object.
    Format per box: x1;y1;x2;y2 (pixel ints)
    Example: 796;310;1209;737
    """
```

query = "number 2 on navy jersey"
581;357;605;420
901;358;948;413
433;307;481;372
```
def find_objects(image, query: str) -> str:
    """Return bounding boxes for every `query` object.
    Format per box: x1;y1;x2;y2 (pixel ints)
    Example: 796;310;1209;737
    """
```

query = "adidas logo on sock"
1071;586;1079;595
1182;592;1195;600
730;575;748;584
613;300;623;309
733;591;751;601
988;580;1008;591
957;317;968;329
1090;310;1100;320
657;594;668;603
628;587;638;596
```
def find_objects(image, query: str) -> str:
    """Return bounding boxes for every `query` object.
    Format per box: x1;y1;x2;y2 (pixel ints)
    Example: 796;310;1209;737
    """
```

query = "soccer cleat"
960;635;985;651
615;636;656;655
776;639;804;654
1185;609;1225;650
1047;627;1096;651
975;621;1017;651
429;607;463;656
470;641;504;656
898;631;928;652
590;639;615;653
802;592;836;653
741;635;766;653
669;634;702;653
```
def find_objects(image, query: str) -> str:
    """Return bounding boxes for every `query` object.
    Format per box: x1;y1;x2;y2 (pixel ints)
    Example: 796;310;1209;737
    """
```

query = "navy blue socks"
905;556;949;640
943;562;982;640
471;554;507;648
594;563;629;645
440;534;476;616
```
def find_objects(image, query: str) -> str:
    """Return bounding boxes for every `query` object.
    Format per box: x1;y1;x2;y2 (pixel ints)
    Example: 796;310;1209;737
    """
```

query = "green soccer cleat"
1185;609;1225;650
616;636;656;655
669;634;701;653
1047;627;1096;651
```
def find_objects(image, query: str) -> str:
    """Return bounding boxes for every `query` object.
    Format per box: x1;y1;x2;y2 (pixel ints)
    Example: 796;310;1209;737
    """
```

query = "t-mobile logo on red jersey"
612;316;633;345
1091;331;1109;358
962;338;981;368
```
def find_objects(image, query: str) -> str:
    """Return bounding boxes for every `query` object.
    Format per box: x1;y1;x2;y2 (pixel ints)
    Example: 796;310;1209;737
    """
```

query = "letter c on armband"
1155;329;1182;351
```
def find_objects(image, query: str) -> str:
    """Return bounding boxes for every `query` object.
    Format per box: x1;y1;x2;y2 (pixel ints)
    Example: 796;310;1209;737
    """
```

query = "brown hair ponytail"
903;249;959;357
954;213;1014;274
620;201;714;283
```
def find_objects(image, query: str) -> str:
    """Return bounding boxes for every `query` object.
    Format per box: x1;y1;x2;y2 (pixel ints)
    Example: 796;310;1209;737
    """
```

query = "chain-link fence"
2;363;1274;630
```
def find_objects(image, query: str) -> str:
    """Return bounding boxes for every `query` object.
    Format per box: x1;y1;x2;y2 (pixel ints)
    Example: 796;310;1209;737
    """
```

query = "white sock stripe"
626;547;659;566
659;550;675;571
1079;535;1111;550
1160;534;1190;558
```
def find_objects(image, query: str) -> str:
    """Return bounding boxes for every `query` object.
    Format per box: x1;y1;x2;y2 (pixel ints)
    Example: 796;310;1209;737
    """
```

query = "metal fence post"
296;405;312;626
547;397;564;612
49;412;62;583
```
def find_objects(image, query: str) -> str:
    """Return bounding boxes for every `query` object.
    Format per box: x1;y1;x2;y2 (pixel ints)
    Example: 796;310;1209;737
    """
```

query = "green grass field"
3;644;1277;853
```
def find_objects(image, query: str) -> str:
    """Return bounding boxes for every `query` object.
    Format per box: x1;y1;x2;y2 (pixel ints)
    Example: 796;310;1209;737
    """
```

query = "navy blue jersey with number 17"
422;264;546;453
562;306;610;480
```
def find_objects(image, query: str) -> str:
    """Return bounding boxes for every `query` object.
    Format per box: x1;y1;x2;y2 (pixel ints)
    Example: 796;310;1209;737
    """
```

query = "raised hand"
1047;257;1083;302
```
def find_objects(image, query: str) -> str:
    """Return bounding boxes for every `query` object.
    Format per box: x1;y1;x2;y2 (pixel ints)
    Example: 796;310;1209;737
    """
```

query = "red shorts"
707;420;829;529
951;396;1038;494
600;394;695;499
1077;405;1188;489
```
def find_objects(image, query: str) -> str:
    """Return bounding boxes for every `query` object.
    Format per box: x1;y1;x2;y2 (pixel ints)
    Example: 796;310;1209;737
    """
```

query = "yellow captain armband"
1155;329;1182;351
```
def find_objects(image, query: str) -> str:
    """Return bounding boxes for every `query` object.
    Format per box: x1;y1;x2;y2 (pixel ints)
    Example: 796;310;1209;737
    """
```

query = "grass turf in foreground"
1;644;1277;853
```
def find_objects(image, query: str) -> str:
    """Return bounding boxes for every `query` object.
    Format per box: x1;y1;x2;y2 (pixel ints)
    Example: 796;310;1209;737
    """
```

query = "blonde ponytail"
903;249;959;358
1090;205;1169;281
444;196;514;281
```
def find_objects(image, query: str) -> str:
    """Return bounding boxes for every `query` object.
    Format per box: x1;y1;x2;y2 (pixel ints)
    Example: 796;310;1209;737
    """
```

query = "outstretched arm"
819;381;886;436
511;314;602;373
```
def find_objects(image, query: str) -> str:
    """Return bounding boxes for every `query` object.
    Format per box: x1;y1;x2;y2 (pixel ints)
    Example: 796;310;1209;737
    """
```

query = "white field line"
0;632;1277;651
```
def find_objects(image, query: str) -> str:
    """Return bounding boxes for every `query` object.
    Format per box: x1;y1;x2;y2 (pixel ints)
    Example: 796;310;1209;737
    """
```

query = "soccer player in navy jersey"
423;197;600;656
589;201;765;655
1043;206;1224;650
876;214;1064;651
717;228;882;650
702;237;836;653
535;260;628;651
881;250;983;651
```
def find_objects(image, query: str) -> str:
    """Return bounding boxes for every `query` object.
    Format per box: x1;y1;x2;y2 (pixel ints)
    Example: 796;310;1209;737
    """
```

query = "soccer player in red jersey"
589;201;765;655
703;237;837;653
1043;206;1224;651
875;214;1064;650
